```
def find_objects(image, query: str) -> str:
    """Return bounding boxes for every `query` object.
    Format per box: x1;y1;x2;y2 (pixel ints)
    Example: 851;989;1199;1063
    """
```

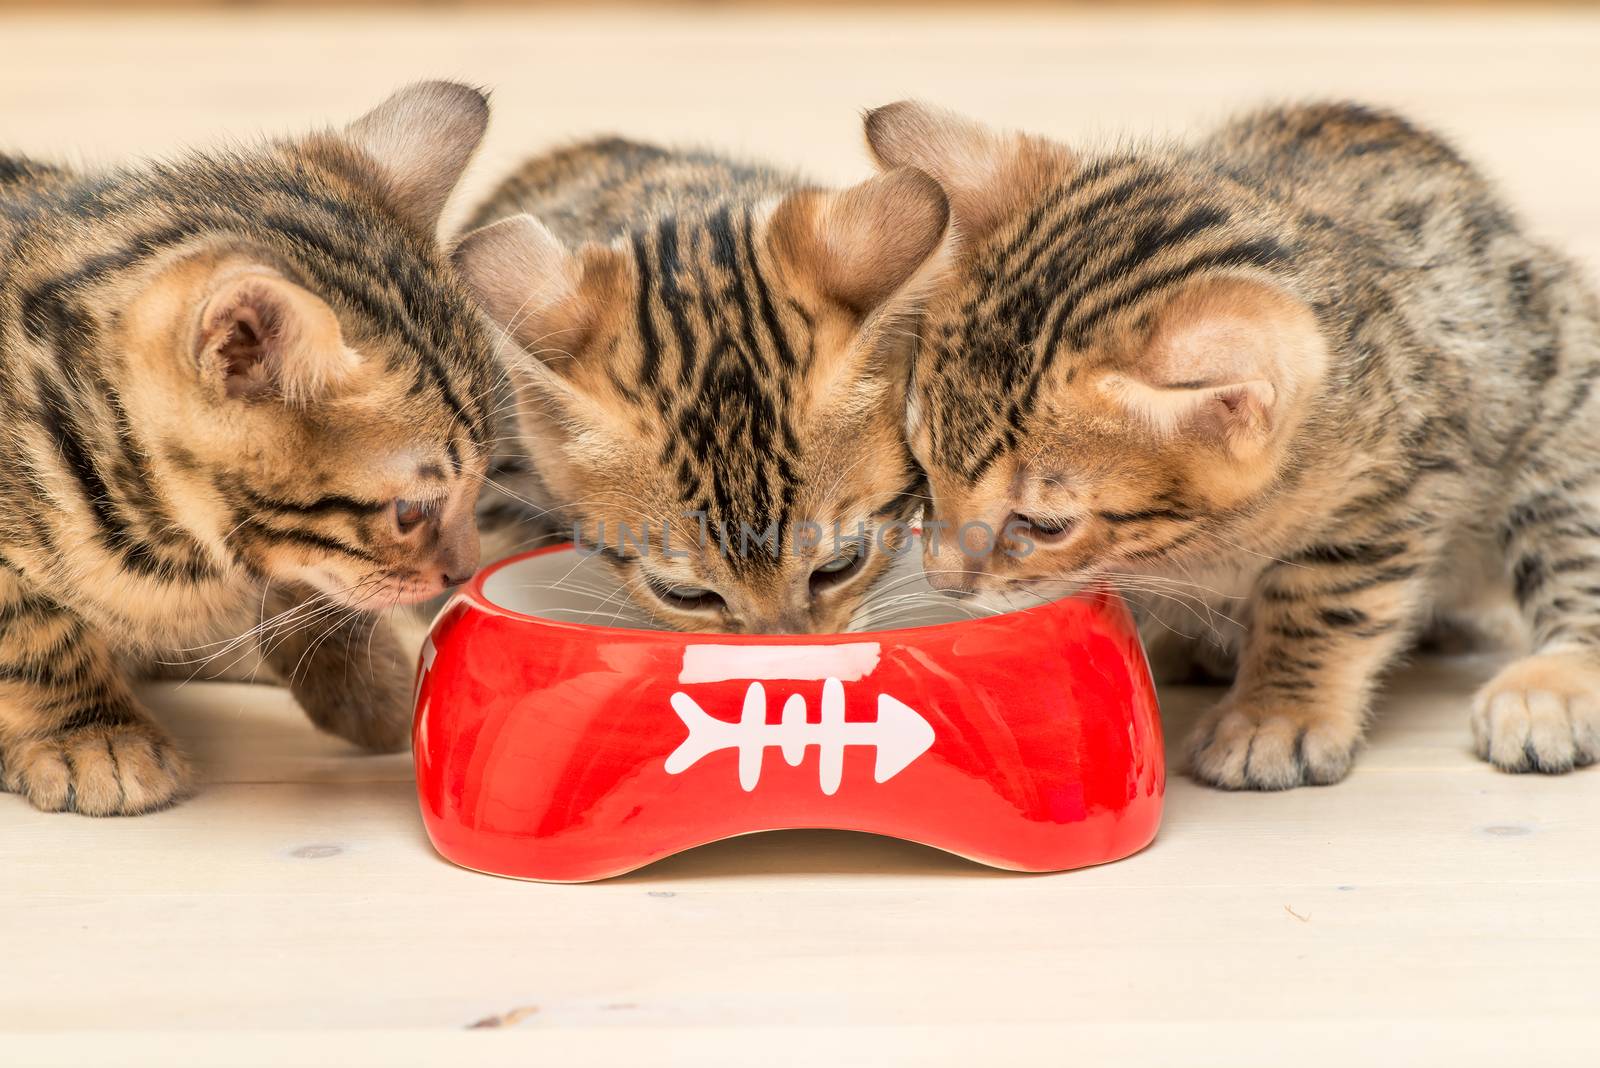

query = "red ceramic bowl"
413;544;1164;882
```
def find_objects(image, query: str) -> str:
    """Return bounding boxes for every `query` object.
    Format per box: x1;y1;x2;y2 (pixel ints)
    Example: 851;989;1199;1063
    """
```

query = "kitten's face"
456;170;948;632
910;364;1246;599
109;83;499;609
120;251;492;609
869;102;1326;599
909;279;1324;600
531;352;922;633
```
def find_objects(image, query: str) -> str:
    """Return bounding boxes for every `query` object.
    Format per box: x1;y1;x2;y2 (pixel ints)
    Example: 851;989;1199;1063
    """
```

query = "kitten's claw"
1;720;191;816
1187;697;1357;790
1471;652;1600;773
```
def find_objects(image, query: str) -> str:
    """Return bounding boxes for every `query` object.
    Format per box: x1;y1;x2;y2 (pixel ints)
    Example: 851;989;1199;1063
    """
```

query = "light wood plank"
1;9;1599;264
7;1020;1598;1068
6;660;1600;1036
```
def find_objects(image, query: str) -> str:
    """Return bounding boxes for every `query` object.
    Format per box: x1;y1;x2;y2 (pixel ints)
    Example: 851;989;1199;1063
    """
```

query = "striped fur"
0;83;499;814
454;140;948;632
869;100;1600;788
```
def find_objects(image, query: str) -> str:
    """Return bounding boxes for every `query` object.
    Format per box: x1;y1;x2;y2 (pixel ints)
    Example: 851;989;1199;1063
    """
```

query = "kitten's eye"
651;583;726;612
393;498;437;534
810;544;867;592
1013;514;1076;544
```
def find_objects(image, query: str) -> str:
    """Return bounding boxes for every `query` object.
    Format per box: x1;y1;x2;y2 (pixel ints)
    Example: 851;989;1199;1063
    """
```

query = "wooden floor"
5;7;1600;1065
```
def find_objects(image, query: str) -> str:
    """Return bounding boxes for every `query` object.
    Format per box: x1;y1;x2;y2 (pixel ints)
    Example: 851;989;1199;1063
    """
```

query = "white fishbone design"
664;678;935;795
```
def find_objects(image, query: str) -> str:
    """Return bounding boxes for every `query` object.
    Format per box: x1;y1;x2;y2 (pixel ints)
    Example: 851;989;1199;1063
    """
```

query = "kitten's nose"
436;515;480;588
922;535;984;596
745;609;811;635
923;566;979;596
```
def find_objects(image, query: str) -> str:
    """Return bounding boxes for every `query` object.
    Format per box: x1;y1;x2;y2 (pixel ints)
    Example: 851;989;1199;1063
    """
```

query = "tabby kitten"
451;140;949;633
0;82;499;815
866;99;1600;788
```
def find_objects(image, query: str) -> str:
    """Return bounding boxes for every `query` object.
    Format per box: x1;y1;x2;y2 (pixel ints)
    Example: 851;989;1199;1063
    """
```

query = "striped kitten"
451;140;948;633
0;82;498;815
867;100;1600;788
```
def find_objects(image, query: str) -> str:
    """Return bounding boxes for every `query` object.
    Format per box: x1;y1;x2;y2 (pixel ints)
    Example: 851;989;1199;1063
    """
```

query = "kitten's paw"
1;720;192;816
1187;697;1358;790
1471;652;1600;773
297;671;413;753
290;623;415;754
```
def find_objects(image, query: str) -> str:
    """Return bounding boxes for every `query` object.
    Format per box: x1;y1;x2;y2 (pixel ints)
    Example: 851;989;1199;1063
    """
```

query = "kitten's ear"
766;167;950;318
451;214;623;389
196;272;355;404
1097;278;1326;460
342;81;490;233
1100;374;1279;453
863;100;1071;242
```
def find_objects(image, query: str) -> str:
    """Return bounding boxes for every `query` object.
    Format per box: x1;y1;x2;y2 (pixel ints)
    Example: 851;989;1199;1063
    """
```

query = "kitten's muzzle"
391;488;482;598
921;537;985;596
432;512;481;590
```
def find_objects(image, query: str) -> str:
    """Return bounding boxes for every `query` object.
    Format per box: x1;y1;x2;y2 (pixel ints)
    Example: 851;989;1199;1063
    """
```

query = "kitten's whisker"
1124;594;1200;643
1106;579;1238;637
163;594;326;666
1095;568;1243;596
1182;526;1307;570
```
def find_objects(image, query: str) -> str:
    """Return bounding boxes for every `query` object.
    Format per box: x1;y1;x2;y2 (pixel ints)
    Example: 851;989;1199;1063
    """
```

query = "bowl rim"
458;543;1107;645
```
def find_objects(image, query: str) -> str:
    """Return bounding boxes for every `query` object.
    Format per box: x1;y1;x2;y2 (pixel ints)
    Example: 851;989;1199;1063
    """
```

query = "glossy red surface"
413;546;1164;882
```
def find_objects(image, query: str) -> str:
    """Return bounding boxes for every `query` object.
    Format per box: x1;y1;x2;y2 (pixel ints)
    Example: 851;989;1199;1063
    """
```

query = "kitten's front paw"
289;621;415;754
1187;696;1358;790
1471;652;1600;773
1;719;192;816
296;668;413;753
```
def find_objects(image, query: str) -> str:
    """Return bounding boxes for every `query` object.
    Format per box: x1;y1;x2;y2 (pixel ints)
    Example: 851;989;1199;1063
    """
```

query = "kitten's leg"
1187;540;1432;789
1472;472;1600;772
0;569;191;815
257;589;414;754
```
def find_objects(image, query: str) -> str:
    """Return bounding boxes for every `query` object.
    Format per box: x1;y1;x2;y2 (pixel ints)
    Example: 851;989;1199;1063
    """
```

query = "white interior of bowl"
478;538;1057;634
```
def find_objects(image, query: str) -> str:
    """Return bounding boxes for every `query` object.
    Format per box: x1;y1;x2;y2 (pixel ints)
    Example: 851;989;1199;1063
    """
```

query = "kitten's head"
864;102;1328;597
112;82;499;607
453;169;949;632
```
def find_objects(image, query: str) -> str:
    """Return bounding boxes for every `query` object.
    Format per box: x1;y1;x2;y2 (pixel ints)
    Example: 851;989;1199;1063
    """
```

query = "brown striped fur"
0;82;500;814
868;100;1600;788
453;140;949;632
